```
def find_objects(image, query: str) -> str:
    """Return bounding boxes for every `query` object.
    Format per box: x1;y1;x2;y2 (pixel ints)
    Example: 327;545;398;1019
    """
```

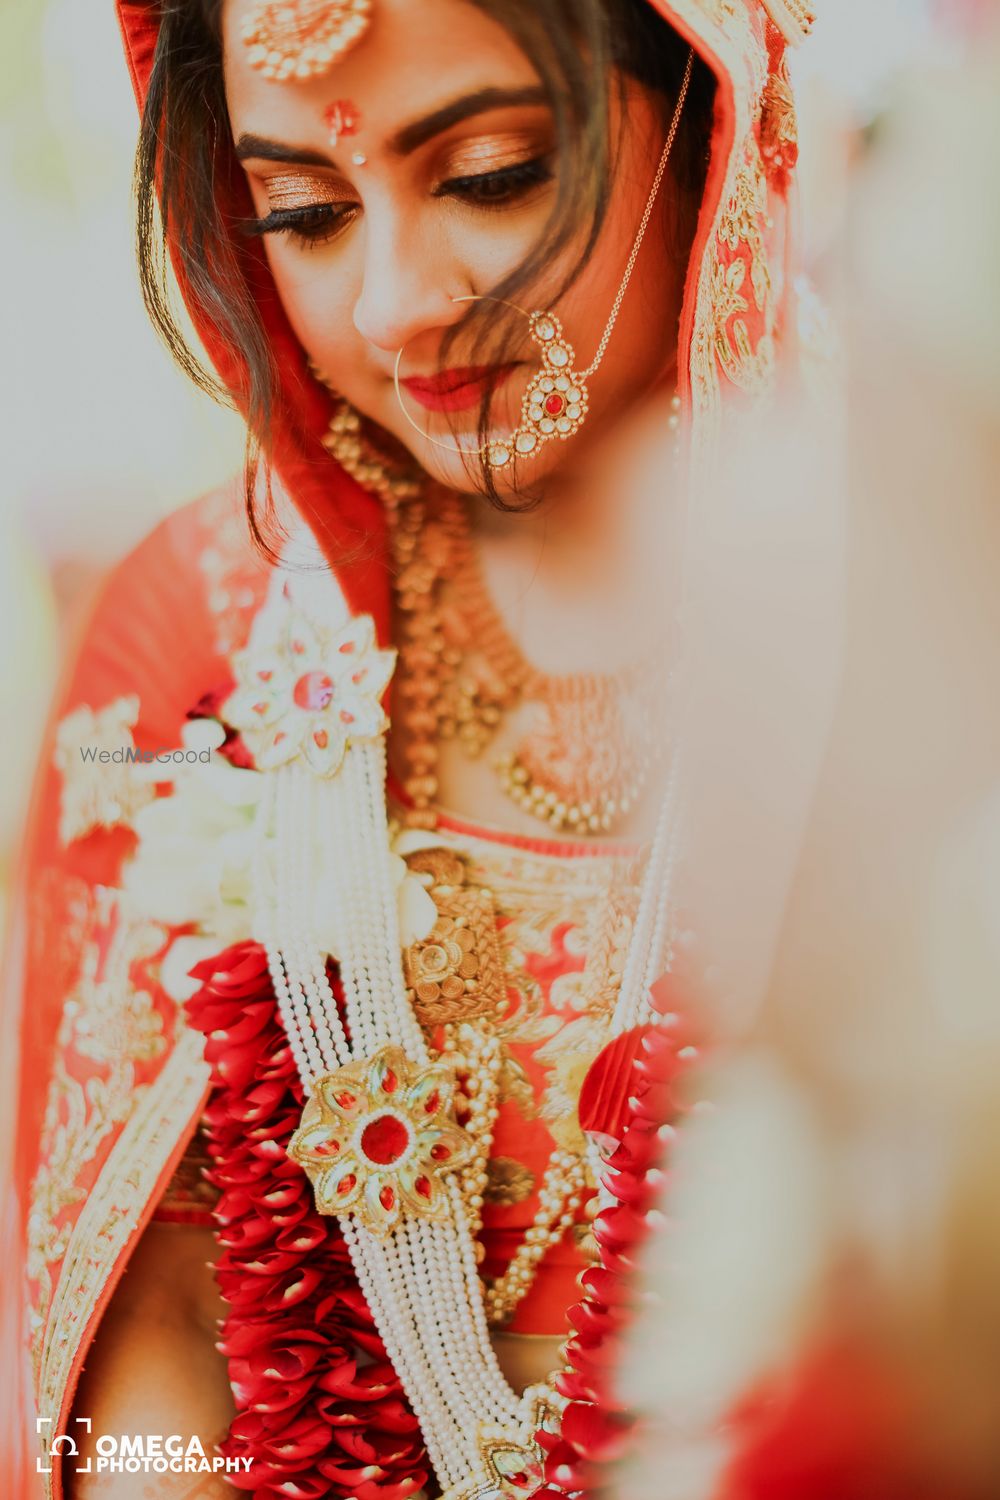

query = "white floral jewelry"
222;608;395;777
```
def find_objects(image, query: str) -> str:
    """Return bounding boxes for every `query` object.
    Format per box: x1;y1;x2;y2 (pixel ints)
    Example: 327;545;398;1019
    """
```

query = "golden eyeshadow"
439;133;549;177
264;171;345;211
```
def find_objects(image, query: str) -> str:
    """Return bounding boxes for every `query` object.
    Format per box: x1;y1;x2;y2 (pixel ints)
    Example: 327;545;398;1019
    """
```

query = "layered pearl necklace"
222;510;684;1497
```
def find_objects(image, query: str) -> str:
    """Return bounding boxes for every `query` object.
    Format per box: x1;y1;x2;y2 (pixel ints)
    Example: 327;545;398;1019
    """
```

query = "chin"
412;439;563;502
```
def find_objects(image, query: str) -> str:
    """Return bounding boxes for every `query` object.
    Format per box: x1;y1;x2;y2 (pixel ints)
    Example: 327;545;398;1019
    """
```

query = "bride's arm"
66;1223;235;1500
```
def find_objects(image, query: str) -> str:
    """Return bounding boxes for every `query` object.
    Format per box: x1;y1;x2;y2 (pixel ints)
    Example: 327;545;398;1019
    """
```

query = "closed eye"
243;202;358;246
435;155;554;208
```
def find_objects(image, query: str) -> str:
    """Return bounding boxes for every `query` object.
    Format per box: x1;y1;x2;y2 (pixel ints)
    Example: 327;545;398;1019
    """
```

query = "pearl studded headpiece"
241;0;373;82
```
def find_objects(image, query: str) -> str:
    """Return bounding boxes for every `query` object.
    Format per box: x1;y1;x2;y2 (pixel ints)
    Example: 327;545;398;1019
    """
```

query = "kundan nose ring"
391;48;694;471
393;298;589;471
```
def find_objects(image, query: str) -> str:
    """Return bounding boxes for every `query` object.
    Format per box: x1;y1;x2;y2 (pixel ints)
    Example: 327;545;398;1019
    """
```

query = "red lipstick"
400;364;516;414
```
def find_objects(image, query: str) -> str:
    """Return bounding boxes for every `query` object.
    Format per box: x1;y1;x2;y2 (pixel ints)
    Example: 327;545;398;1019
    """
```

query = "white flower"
124;721;444;1000
122;720;262;951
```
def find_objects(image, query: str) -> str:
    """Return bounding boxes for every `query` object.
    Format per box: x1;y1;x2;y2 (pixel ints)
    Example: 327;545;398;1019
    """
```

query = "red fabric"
536;1006;705;1497
117;0;392;640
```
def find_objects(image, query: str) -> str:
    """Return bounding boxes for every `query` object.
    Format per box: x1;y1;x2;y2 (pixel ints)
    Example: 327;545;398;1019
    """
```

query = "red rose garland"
533;1002;702;1499
186;941;428;1500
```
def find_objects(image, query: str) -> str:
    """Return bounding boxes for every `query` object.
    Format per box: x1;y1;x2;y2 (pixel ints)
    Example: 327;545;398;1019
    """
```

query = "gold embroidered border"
26;897;169;1373
660;1;773;484
32;1029;210;1497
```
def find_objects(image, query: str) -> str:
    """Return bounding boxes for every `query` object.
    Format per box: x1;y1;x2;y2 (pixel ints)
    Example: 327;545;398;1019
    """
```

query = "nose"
351;211;467;356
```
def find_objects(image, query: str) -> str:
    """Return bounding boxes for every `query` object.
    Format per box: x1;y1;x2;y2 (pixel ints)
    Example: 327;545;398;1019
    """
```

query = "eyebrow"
235;85;548;167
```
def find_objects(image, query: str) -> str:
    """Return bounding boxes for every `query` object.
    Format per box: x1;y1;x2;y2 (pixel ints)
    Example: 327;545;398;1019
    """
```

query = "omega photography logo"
35;1418;253;1477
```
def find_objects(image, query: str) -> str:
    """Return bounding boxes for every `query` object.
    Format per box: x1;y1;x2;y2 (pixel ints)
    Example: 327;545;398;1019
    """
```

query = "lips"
400;364;517;414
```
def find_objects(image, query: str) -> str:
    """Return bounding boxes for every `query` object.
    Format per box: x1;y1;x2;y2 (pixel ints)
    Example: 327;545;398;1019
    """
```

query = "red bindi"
323;99;361;147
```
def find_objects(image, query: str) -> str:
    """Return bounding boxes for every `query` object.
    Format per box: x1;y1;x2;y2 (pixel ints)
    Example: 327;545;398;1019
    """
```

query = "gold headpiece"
241;0;372;82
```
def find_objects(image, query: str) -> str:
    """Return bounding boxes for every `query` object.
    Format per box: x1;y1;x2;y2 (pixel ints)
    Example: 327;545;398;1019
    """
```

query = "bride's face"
222;0;687;494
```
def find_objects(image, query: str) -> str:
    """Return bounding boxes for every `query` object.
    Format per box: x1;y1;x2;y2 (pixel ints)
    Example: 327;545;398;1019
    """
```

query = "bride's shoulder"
50;482;273;760
99;482;270;649
76;482;272;675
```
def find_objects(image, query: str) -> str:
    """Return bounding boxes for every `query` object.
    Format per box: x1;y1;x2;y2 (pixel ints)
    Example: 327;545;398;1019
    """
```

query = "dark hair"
136;0;714;546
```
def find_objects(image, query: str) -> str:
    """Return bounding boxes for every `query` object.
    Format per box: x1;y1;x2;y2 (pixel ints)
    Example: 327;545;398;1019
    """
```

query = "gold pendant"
439;1388;565;1500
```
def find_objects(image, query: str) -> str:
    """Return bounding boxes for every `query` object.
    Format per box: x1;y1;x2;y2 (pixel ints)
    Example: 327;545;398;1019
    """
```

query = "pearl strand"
483;1151;589;1327
445;1181;522;1406
309;729;521;1478
274;766;350;1072
403;1218;491;1431
412;1215;515;1420
293;768;351;1063
612;744;685;1033
450;1023;502;1242
341;1219;458;1485
256;771;326;1082
325;746;426;1059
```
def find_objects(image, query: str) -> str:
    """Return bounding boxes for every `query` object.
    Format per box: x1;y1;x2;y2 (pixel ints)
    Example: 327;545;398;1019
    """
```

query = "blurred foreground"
615;8;1000;1496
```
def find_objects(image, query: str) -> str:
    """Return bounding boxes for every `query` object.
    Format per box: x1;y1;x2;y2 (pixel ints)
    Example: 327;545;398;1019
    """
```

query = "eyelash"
247;156;553;248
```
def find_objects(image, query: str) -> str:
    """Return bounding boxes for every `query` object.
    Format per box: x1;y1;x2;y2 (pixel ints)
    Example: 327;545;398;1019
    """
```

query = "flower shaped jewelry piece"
439;1388;566;1500
288;1045;475;1235
222;608;396;777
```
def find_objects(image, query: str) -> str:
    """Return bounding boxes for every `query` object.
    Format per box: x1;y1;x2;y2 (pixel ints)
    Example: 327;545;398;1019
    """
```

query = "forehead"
221;0;542;136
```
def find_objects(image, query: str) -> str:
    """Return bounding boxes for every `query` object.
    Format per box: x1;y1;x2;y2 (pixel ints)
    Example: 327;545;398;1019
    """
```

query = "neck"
461;382;683;666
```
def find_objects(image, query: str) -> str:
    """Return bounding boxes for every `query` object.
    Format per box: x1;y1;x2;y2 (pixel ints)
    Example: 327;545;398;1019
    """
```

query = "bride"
13;1;818;1496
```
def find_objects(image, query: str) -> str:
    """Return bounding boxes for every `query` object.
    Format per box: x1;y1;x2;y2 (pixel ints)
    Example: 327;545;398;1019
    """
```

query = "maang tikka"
242;0;372;81
393;48;694;471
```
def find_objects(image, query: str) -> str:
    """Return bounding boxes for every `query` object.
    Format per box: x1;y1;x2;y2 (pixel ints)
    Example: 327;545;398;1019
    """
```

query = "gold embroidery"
718;157;772;313
400;817;644;1150
485;1157;536;1206
668;0;780;472
759;0;816;43
760;61;798;181
712;151;776;393
32;1031;210;1494
536;1016;611;1154
53;697;155;845
26;896;168;1376
497;1053;537;1119
402;849;506;1027
156;1125;218;1217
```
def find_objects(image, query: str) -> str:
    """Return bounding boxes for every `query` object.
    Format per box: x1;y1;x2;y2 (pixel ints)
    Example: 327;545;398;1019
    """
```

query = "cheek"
261;238;361;381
